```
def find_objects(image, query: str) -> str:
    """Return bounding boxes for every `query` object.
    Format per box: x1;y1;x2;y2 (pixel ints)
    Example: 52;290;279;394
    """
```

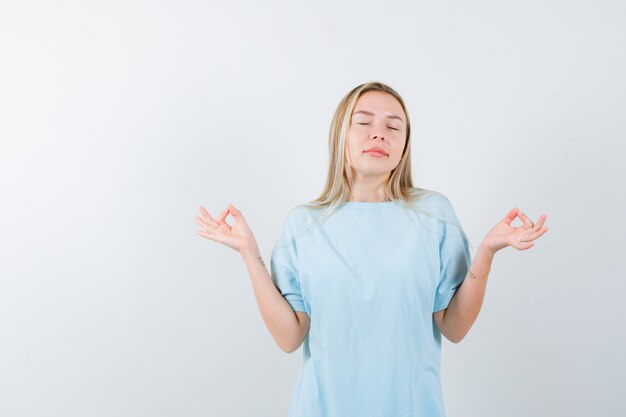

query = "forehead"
352;91;405;122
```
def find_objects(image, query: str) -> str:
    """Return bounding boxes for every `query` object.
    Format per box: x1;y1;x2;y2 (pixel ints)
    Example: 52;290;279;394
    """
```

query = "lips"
364;147;388;156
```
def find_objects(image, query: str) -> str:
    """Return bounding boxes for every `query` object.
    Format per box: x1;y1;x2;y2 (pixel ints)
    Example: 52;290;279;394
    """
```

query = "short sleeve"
270;213;307;313
433;197;472;313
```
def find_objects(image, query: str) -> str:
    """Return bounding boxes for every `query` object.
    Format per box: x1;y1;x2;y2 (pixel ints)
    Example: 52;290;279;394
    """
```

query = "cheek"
346;131;362;154
392;138;407;159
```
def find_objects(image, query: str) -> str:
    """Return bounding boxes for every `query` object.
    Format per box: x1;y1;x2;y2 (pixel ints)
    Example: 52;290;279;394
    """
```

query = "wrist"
478;241;497;258
239;243;260;259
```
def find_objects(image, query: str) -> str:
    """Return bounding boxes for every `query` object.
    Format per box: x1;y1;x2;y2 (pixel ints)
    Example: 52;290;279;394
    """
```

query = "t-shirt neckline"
339;200;397;209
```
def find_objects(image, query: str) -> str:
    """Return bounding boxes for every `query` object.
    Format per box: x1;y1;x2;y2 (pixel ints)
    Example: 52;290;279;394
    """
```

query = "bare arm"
194;203;310;353
240;246;310;353
433;208;548;344
433;243;494;343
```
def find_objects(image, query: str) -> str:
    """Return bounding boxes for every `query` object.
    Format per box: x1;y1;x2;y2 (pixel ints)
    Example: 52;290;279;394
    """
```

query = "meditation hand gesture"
481;208;549;254
195;203;257;254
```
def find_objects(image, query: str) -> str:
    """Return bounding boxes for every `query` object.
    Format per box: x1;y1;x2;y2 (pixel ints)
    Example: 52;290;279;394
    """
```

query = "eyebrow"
352;110;405;123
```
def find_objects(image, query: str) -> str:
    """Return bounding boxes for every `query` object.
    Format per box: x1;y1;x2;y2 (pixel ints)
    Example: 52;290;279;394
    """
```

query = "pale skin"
195;90;549;348
194;205;311;351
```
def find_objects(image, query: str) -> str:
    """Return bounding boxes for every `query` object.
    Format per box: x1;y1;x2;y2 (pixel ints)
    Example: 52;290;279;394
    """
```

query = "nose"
369;122;386;141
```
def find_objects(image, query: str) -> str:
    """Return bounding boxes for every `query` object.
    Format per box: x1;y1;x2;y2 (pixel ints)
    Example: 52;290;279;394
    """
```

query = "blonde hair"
290;80;473;249
298;82;429;213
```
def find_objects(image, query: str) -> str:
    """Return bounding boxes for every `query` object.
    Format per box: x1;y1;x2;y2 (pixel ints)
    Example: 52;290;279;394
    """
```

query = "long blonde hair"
300;82;430;213
316;80;415;205
290;81;472;249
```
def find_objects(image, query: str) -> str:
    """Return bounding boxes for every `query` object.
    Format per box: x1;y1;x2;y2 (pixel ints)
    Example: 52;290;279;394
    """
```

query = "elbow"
442;319;470;344
276;311;310;353
277;336;303;354
280;341;301;354
448;331;467;344
275;339;293;353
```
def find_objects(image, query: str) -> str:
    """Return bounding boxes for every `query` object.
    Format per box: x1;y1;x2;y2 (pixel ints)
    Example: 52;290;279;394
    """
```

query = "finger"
195;216;215;230
516;235;536;247
516;210;534;229
197;229;214;239
199;206;215;223
524;224;549;241
502;208;520;226
197;229;226;244
198;206;221;228
518;241;535;250
197;228;232;247
227;203;244;223
518;217;549;242
532;213;547;231
215;207;230;225
525;213;548;236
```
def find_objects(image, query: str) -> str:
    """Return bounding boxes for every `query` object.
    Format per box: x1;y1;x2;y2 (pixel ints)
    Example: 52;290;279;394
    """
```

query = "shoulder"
407;188;463;228
408;187;452;210
285;202;322;223
279;202;325;240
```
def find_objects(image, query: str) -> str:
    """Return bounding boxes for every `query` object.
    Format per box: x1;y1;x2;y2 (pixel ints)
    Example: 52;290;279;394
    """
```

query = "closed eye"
357;122;398;131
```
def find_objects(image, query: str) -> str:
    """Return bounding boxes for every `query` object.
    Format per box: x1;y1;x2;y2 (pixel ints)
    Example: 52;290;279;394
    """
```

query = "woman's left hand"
481;208;549;254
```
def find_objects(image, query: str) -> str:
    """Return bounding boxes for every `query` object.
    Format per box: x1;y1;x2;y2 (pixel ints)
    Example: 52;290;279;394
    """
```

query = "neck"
347;175;390;202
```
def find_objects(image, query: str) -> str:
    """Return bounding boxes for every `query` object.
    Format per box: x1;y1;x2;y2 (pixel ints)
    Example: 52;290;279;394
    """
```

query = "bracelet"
468;268;489;279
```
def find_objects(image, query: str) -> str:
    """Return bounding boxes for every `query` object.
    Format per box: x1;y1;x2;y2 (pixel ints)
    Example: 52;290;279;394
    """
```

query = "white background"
1;1;624;416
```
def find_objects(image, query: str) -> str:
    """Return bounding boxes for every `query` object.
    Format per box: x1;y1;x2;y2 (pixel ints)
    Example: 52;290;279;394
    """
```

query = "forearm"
239;245;302;353
442;243;495;342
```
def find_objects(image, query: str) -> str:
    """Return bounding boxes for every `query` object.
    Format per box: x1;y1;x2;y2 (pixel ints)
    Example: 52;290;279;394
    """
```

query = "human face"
346;91;407;178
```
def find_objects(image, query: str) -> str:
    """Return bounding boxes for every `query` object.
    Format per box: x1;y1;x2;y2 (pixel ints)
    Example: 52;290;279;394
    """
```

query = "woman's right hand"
195;203;257;254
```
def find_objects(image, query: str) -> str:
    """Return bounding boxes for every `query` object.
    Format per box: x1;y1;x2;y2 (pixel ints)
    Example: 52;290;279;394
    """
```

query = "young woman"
195;81;549;417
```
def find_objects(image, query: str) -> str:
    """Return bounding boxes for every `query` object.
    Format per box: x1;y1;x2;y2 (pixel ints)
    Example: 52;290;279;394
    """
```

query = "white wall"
1;1;624;416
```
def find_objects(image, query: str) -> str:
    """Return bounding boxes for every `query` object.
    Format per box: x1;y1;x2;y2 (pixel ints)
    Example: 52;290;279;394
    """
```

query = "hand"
195;203;257;254
481;208;549;254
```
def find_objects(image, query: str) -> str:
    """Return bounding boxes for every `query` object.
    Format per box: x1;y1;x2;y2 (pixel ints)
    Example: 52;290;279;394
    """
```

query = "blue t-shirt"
270;191;472;417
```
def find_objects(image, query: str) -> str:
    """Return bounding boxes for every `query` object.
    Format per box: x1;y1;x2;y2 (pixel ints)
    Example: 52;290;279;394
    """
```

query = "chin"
354;166;393;176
